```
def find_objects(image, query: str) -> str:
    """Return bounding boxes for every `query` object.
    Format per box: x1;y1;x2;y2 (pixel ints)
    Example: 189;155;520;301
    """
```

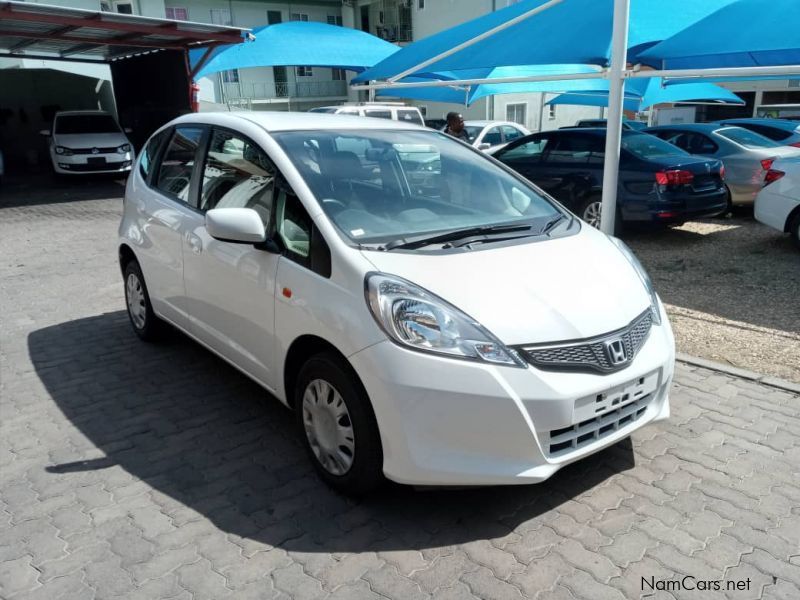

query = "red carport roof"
0;0;248;62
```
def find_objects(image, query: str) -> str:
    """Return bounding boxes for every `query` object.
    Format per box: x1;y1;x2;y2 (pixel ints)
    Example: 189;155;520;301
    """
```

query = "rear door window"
397;109;424;126
482;127;503;146
496;137;551;162
502;125;524;143
155;126;205;203
547;134;605;164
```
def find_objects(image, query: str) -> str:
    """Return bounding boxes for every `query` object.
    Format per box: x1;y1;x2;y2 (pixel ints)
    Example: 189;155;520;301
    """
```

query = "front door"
182;128;281;389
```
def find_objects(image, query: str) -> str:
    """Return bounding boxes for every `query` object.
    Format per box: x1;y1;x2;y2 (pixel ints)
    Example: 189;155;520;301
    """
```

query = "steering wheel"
321;198;347;214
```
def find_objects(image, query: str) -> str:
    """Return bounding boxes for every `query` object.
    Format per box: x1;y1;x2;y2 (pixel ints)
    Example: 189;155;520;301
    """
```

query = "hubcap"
125;273;147;330
583;201;602;229
302;379;355;476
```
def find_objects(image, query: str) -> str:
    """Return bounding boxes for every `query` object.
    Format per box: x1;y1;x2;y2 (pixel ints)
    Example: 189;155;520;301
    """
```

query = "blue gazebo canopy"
190;21;399;80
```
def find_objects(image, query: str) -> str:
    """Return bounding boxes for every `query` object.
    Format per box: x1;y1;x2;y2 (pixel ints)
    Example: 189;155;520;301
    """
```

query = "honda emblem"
604;338;628;366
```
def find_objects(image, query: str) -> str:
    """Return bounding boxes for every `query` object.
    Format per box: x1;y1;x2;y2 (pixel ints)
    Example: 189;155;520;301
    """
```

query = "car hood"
54;132;129;148
360;225;652;346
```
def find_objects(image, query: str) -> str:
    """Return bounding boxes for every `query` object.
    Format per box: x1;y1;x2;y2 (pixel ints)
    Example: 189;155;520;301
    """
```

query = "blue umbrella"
546;78;745;111
637;0;800;69
190;21;400;79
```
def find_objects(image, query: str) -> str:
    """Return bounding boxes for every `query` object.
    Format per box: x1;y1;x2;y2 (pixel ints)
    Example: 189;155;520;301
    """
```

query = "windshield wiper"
539;214;568;236
382;223;534;251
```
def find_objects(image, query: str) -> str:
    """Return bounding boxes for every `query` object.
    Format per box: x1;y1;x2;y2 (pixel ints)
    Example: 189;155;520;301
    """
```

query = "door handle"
187;233;203;254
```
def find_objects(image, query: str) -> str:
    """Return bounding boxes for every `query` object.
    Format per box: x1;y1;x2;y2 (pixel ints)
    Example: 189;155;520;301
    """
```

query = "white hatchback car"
755;158;800;249
119;112;674;494
42;110;134;175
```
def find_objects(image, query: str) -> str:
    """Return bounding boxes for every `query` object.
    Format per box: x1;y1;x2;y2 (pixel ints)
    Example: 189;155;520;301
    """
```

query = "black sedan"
491;128;729;230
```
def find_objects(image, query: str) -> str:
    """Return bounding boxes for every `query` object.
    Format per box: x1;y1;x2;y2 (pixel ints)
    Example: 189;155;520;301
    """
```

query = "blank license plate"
87;157;106;165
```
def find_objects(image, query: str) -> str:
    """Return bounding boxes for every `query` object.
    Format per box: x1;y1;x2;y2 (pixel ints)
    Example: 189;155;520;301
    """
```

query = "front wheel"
295;353;384;495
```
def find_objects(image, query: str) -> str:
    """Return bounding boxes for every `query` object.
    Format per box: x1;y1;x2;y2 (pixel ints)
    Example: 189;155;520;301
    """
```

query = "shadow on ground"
0;172;126;208
29;310;635;553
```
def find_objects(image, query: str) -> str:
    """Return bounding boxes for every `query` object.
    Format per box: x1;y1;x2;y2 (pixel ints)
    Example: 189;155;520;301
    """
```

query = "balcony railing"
223;80;348;101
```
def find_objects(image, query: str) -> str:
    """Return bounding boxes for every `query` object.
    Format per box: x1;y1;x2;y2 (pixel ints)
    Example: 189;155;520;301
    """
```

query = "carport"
0;0;247;169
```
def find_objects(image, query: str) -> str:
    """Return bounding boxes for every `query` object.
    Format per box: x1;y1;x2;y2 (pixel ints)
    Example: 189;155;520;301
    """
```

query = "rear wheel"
295;353;384;495
716;185;733;218
578;196;623;235
123;260;165;342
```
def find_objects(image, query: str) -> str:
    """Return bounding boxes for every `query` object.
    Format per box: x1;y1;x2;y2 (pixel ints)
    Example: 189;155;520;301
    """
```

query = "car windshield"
716;127;780;149
272;129;562;246
463;126;483;142
622;132;688;159
55;114;120;134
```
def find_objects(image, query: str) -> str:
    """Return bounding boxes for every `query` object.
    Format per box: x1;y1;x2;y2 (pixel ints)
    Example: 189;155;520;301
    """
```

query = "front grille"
546;395;651;457
61;161;127;172
71;147;119;155
517;309;653;374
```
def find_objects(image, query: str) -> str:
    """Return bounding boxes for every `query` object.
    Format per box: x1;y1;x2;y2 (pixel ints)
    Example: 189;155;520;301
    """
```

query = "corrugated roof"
0;0;249;62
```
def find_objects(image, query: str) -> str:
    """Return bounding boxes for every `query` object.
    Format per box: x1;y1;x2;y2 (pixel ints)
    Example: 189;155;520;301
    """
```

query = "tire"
578;196;623;236
790;212;800;250
123;260;165;342
294;352;384;495
715;185;733;218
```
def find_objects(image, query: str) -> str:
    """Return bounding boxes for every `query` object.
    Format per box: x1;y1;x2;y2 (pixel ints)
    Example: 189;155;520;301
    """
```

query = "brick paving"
1;186;799;599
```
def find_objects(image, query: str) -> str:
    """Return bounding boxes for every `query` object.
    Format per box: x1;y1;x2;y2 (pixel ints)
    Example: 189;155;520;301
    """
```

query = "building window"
221;69;239;83
331;68;346;81
290;13;309;22
165;7;188;20
506;103;528;126
327;15;343;26
548;103;557;120
418;0;425;9
101;1;134;14
209;8;232;25
296;66;313;77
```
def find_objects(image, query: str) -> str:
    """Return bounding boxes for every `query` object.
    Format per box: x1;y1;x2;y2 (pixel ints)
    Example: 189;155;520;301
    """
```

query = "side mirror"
205;208;266;244
40;129;51;137
477;142;492;151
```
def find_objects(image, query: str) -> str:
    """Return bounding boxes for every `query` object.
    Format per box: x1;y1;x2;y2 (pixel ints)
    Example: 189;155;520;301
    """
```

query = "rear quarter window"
139;128;170;183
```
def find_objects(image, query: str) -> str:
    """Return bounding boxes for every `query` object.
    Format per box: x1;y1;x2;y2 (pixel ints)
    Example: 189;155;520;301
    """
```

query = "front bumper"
350;305;674;486
52;152;133;175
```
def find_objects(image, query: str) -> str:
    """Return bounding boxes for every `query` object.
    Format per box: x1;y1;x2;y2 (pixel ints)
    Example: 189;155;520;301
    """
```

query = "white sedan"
463;120;530;152
119;111;674;494
42;110;134;175
755;157;800;249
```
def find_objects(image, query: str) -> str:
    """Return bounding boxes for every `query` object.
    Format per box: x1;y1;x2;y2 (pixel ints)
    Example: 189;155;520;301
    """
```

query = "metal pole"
599;0;630;235
352;69;607;92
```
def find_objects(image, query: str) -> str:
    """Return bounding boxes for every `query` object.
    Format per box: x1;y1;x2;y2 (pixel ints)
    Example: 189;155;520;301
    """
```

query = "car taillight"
790;142;800;148
655;169;694;185
764;169;785;186
761;158;775;171
719;165;726;180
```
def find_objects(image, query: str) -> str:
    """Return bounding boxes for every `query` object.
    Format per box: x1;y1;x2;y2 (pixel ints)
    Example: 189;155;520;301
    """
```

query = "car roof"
173;111;425;133
464;120;520;127
644;123;725;133
717;118;799;130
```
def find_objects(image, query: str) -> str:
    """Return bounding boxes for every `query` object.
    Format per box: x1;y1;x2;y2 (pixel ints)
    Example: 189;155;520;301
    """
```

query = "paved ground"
1;181;799;599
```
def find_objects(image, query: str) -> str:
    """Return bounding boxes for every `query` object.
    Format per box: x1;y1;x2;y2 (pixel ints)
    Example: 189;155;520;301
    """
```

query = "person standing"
444;112;470;142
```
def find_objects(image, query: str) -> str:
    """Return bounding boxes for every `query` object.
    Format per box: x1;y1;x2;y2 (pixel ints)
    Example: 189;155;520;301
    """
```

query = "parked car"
491;128;728;230
463;120;530;152
41;110;134;175
569;118;647;131
755;158;800;249
119;112;674;493
309;103;424;126
644;123;800;209
714;118;800;148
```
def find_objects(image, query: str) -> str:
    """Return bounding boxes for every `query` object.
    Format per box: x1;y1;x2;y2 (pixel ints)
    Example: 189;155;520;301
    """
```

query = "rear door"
493;133;554;184
536;132;604;207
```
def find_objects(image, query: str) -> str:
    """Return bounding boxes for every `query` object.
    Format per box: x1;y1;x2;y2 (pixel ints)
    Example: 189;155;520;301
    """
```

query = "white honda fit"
119;112;674;494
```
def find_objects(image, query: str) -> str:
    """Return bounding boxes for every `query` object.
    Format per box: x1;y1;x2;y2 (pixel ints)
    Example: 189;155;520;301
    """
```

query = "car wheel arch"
118;243;137;275
283;335;367;410
784;204;800;233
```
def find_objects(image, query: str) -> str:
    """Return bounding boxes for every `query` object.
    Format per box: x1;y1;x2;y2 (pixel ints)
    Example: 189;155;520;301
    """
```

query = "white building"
5;0;799;129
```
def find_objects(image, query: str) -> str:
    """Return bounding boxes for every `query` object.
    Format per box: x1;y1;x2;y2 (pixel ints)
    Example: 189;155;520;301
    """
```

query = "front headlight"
365;273;526;367
55;146;73;156
117;143;132;154
609;237;662;325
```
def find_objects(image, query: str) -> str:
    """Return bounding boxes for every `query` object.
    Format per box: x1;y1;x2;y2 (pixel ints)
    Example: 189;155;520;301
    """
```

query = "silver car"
644;123;800;207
